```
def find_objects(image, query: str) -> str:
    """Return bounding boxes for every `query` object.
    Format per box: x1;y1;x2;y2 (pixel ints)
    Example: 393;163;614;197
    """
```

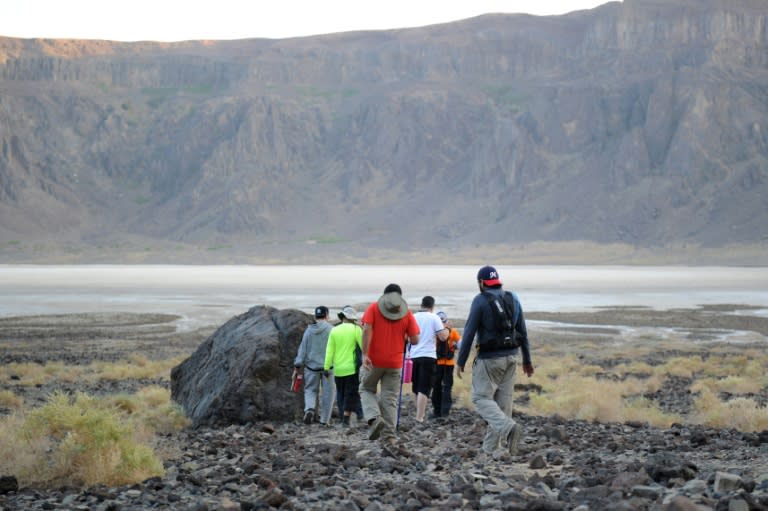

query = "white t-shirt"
409;310;446;359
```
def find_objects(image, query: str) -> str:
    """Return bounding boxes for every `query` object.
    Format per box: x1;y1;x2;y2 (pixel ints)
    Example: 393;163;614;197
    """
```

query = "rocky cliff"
1;0;766;262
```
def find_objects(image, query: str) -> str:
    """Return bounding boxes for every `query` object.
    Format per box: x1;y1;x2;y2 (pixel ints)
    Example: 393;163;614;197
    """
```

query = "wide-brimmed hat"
377;292;408;320
337;305;359;322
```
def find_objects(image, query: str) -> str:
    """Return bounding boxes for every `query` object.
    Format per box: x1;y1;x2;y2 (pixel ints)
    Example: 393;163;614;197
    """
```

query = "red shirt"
362;302;420;369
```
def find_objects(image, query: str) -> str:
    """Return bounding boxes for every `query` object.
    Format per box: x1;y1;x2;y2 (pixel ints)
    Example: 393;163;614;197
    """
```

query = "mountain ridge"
1;0;767;264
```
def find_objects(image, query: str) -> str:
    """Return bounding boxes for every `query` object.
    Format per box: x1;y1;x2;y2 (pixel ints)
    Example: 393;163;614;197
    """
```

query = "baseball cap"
436;310;448;324
314;305;329;318
477;265;502;286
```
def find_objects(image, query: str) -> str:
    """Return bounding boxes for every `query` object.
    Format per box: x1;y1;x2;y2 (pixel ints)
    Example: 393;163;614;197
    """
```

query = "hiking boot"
303;410;314;425
368;417;385;441
341;416;350;427
506;424;522;455
381;444;399;458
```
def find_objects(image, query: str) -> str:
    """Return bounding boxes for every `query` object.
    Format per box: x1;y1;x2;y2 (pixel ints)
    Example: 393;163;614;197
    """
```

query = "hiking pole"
396;341;407;430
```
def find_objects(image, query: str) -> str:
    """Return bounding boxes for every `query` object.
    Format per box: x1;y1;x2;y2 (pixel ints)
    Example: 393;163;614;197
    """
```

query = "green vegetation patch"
307;236;347;244
294;85;336;100
482;84;529;109
182;85;214;95
142;87;178;108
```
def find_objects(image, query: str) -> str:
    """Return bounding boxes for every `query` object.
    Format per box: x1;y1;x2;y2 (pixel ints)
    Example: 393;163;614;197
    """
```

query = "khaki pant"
471;355;518;453
359;365;401;441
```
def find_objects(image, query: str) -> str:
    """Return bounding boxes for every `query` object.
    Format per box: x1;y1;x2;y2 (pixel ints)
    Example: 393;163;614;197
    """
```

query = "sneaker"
303;410;314;424
341;416;350;427
368;417;385;441
506;424;521;455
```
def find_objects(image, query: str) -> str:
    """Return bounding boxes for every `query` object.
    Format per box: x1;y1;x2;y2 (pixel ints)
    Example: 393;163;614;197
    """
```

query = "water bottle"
292;372;303;393
402;358;413;384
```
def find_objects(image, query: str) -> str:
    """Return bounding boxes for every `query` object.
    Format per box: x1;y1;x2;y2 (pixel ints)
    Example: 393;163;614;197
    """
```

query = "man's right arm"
294;330;308;368
361;323;373;369
456;295;481;368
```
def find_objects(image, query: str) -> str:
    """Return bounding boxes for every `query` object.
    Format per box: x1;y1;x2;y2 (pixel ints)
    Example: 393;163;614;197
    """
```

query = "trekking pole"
396;341;407;430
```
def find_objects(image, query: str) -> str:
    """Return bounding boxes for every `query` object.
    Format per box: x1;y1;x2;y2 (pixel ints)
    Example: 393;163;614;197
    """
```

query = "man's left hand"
523;363;534;377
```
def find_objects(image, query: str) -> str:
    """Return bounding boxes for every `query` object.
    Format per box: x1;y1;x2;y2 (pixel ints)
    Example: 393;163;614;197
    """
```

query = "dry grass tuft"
691;375;765;395
0;353;185;387
0;388;189;488
691;387;768;431
103;386;190;434
451;342;768;430
0;389;23;409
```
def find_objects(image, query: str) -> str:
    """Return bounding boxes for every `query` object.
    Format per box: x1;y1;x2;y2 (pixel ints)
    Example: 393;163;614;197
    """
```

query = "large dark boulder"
171;305;312;427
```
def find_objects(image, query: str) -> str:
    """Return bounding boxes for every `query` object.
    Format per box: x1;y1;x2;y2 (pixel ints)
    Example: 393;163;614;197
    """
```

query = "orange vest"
436;328;460;366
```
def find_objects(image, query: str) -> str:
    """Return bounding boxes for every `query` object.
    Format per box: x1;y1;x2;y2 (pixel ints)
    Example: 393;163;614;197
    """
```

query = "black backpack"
481;291;522;351
436;328;456;360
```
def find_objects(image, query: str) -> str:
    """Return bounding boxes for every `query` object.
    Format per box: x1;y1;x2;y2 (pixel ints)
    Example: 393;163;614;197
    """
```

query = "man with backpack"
431;310;461;419
456;265;534;456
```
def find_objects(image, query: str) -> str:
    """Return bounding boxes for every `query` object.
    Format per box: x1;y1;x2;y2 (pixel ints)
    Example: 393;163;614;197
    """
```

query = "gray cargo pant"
471;355;518;453
303;369;336;424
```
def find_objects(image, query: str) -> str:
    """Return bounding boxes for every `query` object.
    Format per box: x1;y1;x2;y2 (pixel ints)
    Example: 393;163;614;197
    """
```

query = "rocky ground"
1;307;767;510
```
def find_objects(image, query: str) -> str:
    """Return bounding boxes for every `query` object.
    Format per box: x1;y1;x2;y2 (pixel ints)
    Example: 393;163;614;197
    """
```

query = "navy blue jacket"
456;287;532;368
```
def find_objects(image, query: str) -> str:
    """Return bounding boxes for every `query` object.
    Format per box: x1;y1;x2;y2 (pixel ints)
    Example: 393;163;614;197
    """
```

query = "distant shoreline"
1;240;767;266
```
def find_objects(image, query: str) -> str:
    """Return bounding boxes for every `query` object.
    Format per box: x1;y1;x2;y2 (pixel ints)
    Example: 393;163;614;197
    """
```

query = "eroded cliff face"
0;0;766;251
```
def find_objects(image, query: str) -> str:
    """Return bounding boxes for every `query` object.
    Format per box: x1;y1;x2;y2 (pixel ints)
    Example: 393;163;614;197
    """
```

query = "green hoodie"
323;322;362;377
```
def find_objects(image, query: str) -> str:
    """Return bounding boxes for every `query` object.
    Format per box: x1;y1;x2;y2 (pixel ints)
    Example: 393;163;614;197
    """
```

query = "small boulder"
0;475;18;494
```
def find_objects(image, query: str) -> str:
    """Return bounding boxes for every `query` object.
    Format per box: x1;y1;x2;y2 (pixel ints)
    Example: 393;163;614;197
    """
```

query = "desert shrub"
692;387;768;431
619;374;664;395
0;391;165;488
612;360;655;377
623;396;682;427
656;355;707;379
527;375;625;422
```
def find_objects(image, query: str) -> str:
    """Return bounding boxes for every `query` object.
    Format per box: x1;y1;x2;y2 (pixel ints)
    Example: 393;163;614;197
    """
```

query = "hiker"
410;295;448;423
359;283;420;444
456;265;534;455
431;310;461;419
324;305;363;427
293;306;336;425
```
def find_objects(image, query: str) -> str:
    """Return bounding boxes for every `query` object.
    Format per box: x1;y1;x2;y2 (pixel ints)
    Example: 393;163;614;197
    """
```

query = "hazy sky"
3;0;615;42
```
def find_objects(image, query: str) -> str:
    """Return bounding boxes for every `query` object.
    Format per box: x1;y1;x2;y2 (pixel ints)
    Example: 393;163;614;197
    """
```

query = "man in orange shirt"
431;310;461;419
360;283;420;444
